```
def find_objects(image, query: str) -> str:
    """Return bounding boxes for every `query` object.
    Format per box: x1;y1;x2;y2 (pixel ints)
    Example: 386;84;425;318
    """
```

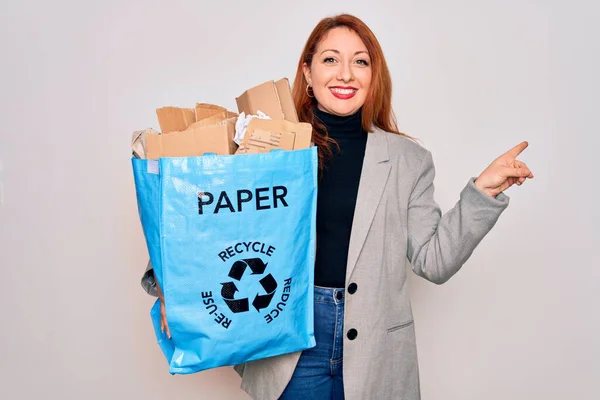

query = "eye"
323;57;336;63
356;59;370;66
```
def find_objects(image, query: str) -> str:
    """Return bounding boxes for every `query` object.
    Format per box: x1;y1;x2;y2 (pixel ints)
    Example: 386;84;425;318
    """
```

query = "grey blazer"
141;128;510;400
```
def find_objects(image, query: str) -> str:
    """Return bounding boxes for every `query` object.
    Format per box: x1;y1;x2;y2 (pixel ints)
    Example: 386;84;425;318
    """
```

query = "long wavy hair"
292;14;414;169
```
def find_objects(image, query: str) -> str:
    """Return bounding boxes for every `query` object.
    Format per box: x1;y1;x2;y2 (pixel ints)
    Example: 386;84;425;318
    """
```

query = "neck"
314;107;366;139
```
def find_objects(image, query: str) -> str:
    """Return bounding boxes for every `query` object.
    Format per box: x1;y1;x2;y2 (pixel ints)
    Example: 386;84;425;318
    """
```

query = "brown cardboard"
156;107;196;134
274;78;299;123
195;103;229;121
188;111;238;129
289;123;312;150
146;118;237;159
248;119;312;150
237;119;312;154
236;78;299;123
243;129;295;152
146;78;309;158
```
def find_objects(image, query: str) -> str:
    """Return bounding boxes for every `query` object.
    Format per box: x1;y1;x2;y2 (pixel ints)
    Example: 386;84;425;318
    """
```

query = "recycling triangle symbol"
221;258;278;313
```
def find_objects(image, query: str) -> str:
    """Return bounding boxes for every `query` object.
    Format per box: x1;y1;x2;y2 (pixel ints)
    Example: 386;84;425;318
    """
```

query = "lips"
329;86;357;100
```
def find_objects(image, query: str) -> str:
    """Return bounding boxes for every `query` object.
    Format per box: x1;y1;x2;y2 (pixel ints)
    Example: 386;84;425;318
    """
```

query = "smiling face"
303;27;372;117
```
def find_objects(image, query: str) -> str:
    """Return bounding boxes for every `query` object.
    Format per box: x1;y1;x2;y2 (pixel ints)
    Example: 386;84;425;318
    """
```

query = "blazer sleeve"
141;260;159;297
406;150;510;284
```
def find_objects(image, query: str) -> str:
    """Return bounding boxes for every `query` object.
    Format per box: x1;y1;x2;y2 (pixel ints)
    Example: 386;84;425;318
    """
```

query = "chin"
322;103;361;117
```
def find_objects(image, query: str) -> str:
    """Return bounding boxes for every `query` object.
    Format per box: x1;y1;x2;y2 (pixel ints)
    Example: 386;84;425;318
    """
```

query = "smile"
329;87;357;99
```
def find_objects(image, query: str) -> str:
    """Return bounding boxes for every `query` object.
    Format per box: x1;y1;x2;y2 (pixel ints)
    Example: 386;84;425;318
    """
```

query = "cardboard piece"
156;107;196;134
146;118;237;159
274;79;299;123
236;78;299;123
195;103;229;121
242;130;295;153
131;128;160;159
237;119;312;154
145;77;310;158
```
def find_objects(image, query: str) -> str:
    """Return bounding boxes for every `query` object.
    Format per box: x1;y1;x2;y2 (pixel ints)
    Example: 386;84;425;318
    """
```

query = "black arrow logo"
228;260;247;281
221;257;278;314
221;281;238;299
221;281;249;313
259;273;277;292
252;273;278;312
224;298;249;313
228;258;268;280
246;258;268;275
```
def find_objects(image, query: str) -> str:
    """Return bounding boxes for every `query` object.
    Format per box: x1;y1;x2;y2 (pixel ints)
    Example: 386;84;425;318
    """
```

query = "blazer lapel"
345;129;391;284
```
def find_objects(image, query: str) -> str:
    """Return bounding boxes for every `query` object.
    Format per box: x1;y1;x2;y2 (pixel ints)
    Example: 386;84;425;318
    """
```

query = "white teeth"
330;88;356;95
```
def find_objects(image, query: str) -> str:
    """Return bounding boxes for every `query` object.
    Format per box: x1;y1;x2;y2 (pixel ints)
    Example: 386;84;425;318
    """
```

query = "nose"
337;61;354;83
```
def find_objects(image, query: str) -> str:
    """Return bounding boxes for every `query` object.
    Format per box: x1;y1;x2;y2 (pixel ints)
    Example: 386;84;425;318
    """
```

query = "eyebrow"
320;49;370;56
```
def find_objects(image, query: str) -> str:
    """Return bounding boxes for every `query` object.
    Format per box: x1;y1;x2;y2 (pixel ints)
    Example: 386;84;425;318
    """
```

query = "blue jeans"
279;285;346;400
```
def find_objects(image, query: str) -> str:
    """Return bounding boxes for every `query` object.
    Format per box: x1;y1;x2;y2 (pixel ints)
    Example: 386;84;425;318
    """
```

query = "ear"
302;62;312;86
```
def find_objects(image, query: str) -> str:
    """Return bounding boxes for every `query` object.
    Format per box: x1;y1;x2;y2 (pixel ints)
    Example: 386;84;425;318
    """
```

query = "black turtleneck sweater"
313;107;368;288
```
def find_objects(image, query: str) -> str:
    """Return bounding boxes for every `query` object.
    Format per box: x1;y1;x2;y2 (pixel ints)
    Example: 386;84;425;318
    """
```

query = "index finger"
505;141;529;158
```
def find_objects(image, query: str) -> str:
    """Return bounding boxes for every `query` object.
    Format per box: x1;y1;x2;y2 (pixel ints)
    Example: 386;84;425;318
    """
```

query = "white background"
1;0;598;399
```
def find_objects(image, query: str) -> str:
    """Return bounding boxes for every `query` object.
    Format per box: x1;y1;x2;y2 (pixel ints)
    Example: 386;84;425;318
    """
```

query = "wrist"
474;178;496;198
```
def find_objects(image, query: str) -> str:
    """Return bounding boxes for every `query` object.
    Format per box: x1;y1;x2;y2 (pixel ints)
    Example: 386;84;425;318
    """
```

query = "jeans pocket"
386;320;414;333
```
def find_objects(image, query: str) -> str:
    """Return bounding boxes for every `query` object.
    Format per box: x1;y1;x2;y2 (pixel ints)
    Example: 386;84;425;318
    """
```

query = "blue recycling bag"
132;147;318;374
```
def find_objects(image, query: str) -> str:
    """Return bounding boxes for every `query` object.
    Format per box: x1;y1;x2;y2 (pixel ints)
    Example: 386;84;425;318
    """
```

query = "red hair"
292;14;413;169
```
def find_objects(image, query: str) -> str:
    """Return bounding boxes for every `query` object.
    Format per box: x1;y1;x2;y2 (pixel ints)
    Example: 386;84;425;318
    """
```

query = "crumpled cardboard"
156;107;196;134
236;118;312;154
192;111;238;128
131;128;160;159
194;103;227;121
236;78;299;123
194;103;239;124
234;111;272;145
138;77;312;159
146;117;237;159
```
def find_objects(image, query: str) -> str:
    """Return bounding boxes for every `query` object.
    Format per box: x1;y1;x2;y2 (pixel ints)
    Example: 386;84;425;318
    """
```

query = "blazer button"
335;291;343;300
347;328;358;340
348;283;357;294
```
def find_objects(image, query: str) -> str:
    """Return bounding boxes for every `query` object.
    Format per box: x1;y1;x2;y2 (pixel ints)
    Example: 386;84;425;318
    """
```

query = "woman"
142;13;533;400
